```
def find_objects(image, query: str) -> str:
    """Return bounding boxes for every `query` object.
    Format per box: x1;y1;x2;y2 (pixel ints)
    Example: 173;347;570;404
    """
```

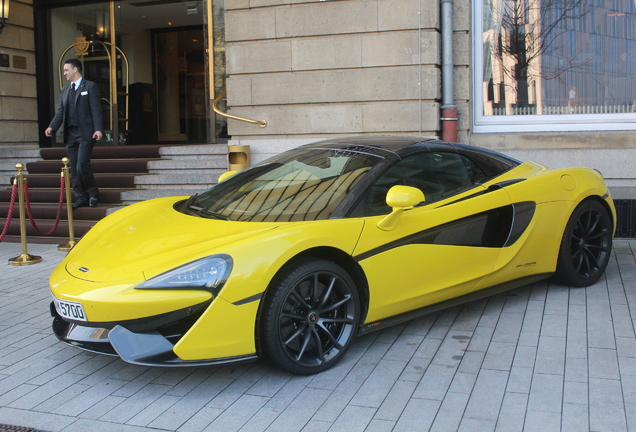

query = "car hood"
64;197;280;283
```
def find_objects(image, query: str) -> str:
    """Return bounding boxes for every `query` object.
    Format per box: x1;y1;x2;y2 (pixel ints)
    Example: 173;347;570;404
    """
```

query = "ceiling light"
0;0;10;35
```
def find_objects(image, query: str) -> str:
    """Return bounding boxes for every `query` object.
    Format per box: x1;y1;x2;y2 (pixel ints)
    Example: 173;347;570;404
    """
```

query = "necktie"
69;83;77;127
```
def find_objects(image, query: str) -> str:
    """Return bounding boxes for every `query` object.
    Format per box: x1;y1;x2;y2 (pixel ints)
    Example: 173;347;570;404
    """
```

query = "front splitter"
51;306;258;367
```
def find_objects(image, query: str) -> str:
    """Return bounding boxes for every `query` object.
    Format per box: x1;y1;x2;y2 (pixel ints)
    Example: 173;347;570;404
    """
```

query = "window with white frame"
473;0;636;133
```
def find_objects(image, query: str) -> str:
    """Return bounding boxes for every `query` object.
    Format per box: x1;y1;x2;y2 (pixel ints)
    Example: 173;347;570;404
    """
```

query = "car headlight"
136;255;232;295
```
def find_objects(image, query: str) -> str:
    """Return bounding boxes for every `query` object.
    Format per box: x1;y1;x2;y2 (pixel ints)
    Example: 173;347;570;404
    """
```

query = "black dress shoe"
89;197;98;207
72;199;88;210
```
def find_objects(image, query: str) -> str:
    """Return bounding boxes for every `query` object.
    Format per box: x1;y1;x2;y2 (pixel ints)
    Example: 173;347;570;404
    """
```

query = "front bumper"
50;302;258;367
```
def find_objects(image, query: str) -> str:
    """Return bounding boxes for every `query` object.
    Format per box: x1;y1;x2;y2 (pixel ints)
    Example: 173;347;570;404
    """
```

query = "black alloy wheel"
260;258;360;375
555;199;613;287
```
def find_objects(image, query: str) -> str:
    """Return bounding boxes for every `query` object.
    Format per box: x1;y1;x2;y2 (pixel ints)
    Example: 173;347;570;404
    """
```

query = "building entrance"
43;0;226;145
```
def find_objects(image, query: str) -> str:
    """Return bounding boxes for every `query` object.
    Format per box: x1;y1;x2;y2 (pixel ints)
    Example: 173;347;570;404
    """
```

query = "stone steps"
135;172;224;186
148;159;227;171
0;144;230;243
159;144;228;157
0;148;43;187
120;189;195;205
121;145;228;204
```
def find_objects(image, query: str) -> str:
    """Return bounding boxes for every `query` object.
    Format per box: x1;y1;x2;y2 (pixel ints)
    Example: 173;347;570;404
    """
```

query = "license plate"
53;297;87;322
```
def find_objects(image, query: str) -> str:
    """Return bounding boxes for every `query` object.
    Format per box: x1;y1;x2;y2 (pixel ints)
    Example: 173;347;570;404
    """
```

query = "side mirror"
218;170;238;183
377;185;425;231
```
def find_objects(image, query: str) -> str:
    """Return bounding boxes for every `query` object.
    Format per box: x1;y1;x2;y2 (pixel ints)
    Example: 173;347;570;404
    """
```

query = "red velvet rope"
0;184;17;242
24;175;66;236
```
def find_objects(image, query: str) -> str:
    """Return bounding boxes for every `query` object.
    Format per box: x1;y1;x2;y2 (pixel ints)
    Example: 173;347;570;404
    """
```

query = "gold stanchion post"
58;158;76;252
9;163;42;265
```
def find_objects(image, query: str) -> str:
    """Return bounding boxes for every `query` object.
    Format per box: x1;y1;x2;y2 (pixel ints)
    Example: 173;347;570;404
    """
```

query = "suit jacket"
49;79;103;143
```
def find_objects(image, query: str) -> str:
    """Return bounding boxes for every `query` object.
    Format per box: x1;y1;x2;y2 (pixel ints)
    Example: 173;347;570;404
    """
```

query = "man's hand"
93;131;103;140
45;127;54;137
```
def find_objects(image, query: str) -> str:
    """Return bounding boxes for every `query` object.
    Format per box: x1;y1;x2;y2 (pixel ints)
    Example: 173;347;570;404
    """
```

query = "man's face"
63;64;79;82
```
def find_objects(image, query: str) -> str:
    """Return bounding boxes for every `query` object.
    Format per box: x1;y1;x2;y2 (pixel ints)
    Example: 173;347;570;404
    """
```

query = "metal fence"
614;199;636;238
491;105;636;115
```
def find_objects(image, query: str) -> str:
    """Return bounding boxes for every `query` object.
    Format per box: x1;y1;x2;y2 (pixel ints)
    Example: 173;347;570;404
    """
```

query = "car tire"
260;258;360;375
555;199;613;287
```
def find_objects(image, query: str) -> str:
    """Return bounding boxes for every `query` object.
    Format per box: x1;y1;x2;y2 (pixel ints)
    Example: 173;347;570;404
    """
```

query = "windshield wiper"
182;194;231;220
188;204;231;221
181;193;200;210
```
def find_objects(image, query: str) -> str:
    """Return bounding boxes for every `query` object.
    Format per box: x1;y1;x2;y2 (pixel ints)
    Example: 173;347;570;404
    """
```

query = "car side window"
460;154;488;184
358;152;475;216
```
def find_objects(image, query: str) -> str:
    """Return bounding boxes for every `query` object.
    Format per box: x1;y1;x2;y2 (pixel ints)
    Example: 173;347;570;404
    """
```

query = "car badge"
79;267;90;273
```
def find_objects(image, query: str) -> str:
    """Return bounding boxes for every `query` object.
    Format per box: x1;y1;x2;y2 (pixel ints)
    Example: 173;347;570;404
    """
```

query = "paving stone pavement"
0;240;635;432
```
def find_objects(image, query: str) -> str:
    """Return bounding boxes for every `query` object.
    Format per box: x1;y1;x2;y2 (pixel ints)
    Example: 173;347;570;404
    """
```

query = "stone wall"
452;0;471;144
224;0;441;139
0;0;37;148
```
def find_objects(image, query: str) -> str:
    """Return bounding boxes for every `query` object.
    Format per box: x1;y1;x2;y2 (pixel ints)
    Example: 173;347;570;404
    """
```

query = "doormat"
0;425;49;432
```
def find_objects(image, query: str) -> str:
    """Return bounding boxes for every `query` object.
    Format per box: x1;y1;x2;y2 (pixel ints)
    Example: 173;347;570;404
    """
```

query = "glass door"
154;27;206;143
47;0;220;145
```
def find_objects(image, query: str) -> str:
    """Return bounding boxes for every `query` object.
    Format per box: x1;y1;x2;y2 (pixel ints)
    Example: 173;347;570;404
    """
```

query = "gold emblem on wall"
74;36;89;56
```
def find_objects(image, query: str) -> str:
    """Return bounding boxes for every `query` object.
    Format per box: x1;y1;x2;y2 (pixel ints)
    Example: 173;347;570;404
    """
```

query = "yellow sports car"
50;137;615;374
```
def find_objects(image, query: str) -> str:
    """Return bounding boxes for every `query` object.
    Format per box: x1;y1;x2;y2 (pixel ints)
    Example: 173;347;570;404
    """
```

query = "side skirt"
358;273;553;335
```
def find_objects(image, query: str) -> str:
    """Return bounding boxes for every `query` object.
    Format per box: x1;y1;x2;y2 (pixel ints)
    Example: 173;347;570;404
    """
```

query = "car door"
351;151;513;323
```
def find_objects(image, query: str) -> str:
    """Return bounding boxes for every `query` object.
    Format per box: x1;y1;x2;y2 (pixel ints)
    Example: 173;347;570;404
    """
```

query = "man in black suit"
45;59;103;209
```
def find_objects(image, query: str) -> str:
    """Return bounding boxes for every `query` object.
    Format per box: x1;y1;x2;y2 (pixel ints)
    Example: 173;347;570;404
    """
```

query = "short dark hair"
64;58;83;74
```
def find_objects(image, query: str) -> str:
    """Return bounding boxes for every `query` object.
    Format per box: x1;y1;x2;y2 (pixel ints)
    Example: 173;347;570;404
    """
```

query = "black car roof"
302;136;521;164
305;136;439;155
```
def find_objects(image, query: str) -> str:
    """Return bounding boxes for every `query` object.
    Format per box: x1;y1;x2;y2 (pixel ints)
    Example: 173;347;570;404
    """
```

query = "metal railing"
491;104;636;116
212;89;267;128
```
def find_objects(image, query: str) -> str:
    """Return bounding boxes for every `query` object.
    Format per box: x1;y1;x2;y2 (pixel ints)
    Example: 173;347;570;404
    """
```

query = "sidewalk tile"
534;336;565;375
413;363;458;401
589;347;620;379
482;341;516;371
524;410;561;432
262;387;331;432
373;380;416;421
561;403;589;432
393;398;440;432
364;419;395;432
350;359;406;408
506;366;532;394
463;369;508;422
329;405;375;432
494;392;527;432
202;394;270;432
589;377;628;432
429;392;470;432
79;395;125;420
527;373;563;414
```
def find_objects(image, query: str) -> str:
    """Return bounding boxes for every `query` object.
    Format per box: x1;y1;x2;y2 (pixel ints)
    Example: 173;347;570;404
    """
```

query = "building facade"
0;0;37;149
0;0;634;201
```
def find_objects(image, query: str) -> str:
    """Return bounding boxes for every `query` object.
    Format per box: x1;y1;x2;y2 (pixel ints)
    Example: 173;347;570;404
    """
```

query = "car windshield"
184;147;384;222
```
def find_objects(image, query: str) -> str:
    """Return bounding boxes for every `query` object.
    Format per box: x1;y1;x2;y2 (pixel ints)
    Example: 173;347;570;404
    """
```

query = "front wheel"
555;199;613;287
259;259;360;375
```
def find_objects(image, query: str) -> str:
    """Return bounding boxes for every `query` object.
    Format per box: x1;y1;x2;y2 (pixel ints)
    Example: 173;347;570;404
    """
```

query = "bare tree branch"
489;0;591;103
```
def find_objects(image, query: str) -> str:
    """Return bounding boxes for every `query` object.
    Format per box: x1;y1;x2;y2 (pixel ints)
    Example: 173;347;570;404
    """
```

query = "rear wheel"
555;199;612;287
260;258;359;375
